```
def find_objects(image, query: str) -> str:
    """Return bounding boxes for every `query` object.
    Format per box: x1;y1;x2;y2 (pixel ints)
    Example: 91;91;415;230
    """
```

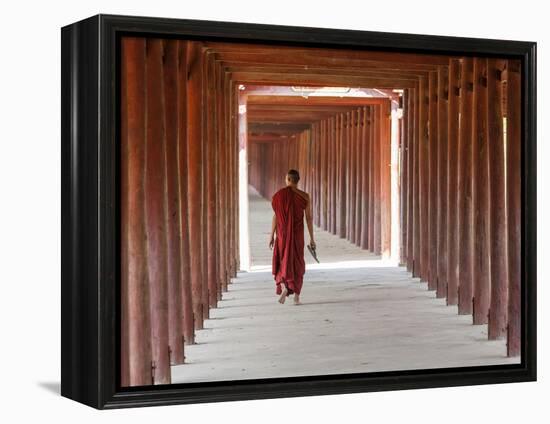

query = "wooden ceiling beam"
203;41;452;65
230;71;417;88
224;64;428;79
246;96;394;106
213;54;440;71
248;122;311;133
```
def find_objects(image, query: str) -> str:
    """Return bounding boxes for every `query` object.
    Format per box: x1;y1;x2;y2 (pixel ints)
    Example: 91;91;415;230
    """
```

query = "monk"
269;169;315;305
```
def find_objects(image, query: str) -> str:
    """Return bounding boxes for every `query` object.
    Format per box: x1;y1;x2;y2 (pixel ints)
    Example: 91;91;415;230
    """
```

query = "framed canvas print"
61;13;537;409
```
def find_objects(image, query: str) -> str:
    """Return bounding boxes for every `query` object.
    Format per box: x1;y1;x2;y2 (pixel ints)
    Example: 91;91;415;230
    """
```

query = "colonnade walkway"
172;185;517;384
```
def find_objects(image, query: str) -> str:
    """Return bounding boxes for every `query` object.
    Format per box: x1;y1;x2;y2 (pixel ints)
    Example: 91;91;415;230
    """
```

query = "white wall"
0;1;545;422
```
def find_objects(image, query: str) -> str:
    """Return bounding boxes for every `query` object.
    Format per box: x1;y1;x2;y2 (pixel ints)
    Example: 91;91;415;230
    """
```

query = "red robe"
271;186;308;296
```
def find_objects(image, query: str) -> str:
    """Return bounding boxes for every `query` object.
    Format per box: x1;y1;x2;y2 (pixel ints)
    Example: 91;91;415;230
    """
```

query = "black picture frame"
61;13;537;410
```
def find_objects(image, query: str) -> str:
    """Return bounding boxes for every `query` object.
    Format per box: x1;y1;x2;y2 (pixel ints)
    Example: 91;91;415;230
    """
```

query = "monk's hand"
269;235;275;250
309;239;316;249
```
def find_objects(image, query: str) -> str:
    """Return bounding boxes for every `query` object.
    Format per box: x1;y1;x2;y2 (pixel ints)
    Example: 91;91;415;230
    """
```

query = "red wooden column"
360;107;370;250
205;52;219;310
217;73;226;290
177;41;195;344
348;110;358;243
354;109;363;246
330;116;337;235
355;109;363;247
326;121;332;232
338;113;347;238
315;127;321;227
120;37;153;387
345;112;352;241
325;120;330;233
325;121;331;232
214;61;225;301
457;57;474;315
400;91;409;264
436;66;449;298
409;87;418;275
200;51;209;319
352;111;358;244
368;106;375;252
427;71;439;290
401;88;413;272
162;40;185;365
418;76;429;280
373;105;382;255
487;59;508;339
506;59;521;356
446;59;460;305
380;100;391;258
317;125;323;228
230;82;236;273
224;73;232;288
472;57;490;325
314;128;319;223
144;39;171;385
187;41;205;330
223;74;232;291
230;83;238;278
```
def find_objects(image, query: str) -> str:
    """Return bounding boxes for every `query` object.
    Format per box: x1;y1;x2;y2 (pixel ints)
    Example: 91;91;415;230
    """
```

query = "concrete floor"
171;185;519;384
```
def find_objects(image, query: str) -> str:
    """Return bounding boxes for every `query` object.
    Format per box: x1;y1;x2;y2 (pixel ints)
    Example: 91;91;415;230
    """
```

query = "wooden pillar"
222;73;233;292
338;113;347;238
324;121;330;232
373;106;382;255
345;112;353;241
418;77;429;280
472;57;490;325
400;91;409;264
324;119;328;231
187;41;204;330
408;87;417;275
361;107;370;249
214;61;225;301
368;106;376;252
218;72;228;293
120;37;152;387
232;77;239;276
436;66;449;298
326;121;331;232
348;110;357;243
380;101;391;258
177;41;195;344
144;39;171;385
200;51;210;320
331;117;337;235
487;59;508;339
457;57;474;315
205;53;218;310
428;71;439;289
506;60;521;356
355;109;363;246
162;40;185;365
317;125;323;228
447;59;460;306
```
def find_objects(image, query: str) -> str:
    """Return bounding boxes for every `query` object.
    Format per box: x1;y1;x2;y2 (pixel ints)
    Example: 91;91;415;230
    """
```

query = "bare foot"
278;286;288;304
293;295;302;305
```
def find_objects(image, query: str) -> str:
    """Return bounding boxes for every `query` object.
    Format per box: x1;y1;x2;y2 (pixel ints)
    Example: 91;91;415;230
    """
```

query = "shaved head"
287;169;300;184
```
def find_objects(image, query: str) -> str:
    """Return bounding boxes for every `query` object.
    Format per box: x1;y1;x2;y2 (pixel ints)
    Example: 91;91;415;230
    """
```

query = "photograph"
1;0;544;419
119;32;523;387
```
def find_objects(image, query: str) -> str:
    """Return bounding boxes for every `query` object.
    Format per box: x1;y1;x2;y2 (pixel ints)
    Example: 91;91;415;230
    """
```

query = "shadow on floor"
37;381;60;395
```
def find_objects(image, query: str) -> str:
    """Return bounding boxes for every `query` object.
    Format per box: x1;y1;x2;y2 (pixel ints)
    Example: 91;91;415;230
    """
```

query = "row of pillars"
399;58;521;356
248;100;392;257
120;37;240;386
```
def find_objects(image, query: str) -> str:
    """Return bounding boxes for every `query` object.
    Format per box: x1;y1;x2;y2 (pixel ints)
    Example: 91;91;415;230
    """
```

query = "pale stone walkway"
171;185;518;384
